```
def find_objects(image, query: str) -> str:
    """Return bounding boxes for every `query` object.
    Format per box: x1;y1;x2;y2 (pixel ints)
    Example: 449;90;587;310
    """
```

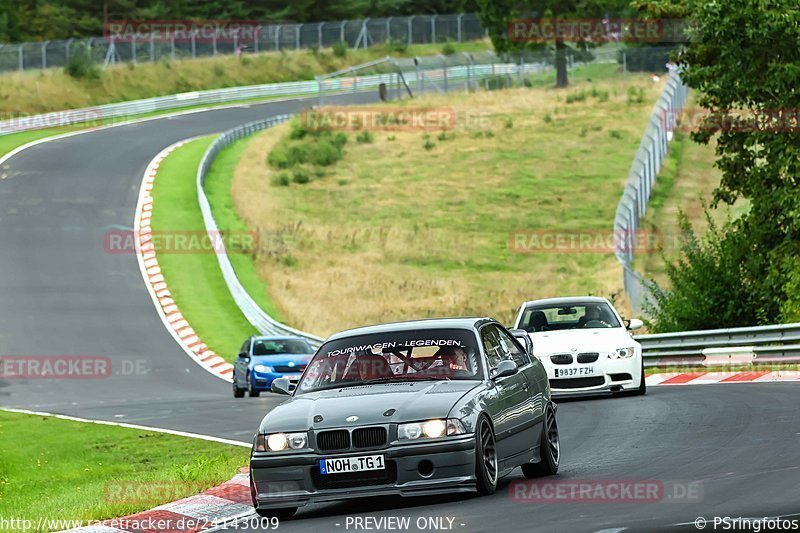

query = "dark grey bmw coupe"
249;317;560;518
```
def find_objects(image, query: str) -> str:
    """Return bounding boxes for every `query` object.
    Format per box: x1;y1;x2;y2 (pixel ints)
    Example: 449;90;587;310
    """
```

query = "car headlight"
610;347;637;359
254;432;308;452
398;419;466;440
253;364;274;373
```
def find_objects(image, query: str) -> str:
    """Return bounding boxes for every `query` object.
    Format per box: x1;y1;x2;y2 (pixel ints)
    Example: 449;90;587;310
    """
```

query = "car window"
240;339;251;355
521;301;621;331
252;339;313;356
297;329;483;393
497;328;529;367
481;325;508;369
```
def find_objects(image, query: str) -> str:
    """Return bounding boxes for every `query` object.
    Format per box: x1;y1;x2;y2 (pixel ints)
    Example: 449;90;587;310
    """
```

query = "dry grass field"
228;69;673;337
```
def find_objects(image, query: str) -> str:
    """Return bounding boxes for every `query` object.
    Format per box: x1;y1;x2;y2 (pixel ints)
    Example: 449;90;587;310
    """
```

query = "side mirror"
626;318;644;331
238;351;249;359
508;328;534;355
271;377;295;396
491;359;519;380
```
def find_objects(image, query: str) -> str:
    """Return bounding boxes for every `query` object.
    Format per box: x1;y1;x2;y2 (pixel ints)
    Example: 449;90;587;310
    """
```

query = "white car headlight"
255;432;308;452
254;364;274;373
398;419;466;440
610;347;637;359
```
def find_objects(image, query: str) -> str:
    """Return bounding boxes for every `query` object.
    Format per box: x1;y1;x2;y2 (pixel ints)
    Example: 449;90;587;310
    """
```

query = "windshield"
518;302;621;332
296;328;482;393
252;338;313;356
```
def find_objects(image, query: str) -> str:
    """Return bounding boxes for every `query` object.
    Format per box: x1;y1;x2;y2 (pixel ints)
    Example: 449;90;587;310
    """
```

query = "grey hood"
260;380;482;432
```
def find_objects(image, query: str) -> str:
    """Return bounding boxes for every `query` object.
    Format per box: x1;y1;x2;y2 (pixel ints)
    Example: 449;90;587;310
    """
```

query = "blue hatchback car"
232;336;315;398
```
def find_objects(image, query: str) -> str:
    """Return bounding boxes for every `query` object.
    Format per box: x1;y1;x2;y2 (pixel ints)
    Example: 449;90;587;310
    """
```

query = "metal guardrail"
0;13;486;73
636;322;800;366
196;114;326;348
0;53;544;137
613;68;689;315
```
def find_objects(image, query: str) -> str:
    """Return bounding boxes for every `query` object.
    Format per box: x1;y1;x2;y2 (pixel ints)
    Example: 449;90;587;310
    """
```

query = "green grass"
204;139;285;322
150;137;278;361
0;411;248;531
1;41;490;115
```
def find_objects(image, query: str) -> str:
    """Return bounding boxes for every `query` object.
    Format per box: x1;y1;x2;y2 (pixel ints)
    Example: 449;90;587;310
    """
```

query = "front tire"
247;373;261;397
475;415;498;495
522;404;560;478
635;360;647;395
232;375;245;398
255;507;297;520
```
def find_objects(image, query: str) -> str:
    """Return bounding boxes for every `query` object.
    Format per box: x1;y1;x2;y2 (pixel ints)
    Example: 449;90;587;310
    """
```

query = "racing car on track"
512;296;645;396
232;336;315;397
248;318;560;519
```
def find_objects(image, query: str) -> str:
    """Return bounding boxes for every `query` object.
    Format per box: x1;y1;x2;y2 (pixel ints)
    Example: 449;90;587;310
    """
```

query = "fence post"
386;18;392;42
296;24;302;50
438;54;448;92
171;34;176;60
318;22;323;49
18;44;23;72
276;25;281;51
254;25;260;53
340;21;346;44
41;41;48;69
130;36;136;63
623;50;627;80
150;34;155;62
431;14;438;43
457;13;464;42
407;16;414;46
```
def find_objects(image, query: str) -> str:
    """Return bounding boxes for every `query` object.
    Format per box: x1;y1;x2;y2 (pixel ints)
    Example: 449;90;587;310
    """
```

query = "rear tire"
475;415;498;495
247;374;261;398
522;404;560;478
255;507;296;520
232;376;245;398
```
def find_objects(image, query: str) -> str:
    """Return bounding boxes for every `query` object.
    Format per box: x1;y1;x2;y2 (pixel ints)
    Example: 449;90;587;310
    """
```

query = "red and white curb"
64;470;254;533
134;140;233;382
647;370;800;386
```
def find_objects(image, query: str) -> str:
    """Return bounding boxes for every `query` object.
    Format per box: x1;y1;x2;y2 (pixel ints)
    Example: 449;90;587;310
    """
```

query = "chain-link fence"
0;13;486;73
613;68;689;315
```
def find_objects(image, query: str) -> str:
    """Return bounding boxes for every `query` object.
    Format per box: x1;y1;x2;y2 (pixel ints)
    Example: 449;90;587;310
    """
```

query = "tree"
641;0;800;327
474;0;632;87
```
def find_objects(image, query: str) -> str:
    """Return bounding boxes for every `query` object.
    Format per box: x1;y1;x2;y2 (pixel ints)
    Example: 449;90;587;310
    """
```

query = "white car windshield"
519;302;621;332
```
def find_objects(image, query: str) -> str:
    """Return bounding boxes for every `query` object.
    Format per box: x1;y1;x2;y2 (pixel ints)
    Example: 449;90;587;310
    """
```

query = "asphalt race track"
2;95;799;531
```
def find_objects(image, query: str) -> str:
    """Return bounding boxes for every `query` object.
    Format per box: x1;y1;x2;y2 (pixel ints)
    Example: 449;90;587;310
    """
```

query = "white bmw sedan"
512;296;645;396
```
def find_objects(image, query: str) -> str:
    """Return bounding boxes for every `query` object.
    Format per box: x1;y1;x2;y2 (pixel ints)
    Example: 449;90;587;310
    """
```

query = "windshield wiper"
361;375;449;385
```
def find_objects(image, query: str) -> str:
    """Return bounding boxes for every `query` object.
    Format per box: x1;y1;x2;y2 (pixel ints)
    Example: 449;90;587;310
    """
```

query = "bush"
292;169;311;184
332;41;348;58
627;87;646;105
423;140;435;150
308;139;343;166
64;44;100;80
385;38;407;53
356;131;374;144
565;90;587;104
441;40;457;55
271;173;290;186
645;212;757;332
267;145;291;169
609;129;624;139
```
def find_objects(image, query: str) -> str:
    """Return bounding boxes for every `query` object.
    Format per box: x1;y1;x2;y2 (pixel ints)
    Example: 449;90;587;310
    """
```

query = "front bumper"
250;436;476;509
545;357;641;396
251;372;303;390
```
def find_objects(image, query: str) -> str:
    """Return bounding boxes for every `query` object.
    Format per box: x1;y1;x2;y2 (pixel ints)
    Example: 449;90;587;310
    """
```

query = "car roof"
327;317;494;341
519;296;610;308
